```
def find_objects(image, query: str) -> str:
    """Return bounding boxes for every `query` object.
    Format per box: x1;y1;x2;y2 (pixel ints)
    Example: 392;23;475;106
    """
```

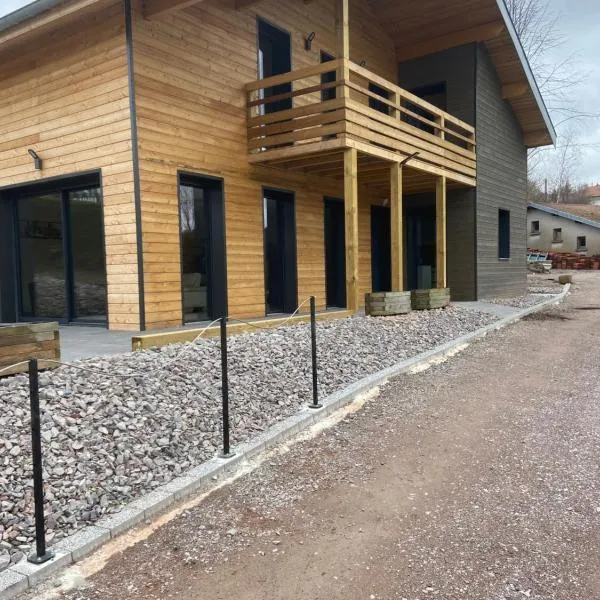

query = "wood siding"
0;1;140;330
131;0;397;328
475;44;527;298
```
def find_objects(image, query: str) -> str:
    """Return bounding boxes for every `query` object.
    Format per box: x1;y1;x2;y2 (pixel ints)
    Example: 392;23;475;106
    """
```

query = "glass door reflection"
17;193;66;320
67;187;107;322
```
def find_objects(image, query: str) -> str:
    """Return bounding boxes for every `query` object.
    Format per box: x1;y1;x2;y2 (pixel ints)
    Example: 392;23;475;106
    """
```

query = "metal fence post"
220;317;235;458
27;358;54;564
308;296;322;409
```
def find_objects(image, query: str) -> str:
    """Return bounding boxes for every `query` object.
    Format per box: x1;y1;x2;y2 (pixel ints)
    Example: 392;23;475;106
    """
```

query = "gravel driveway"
19;271;599;600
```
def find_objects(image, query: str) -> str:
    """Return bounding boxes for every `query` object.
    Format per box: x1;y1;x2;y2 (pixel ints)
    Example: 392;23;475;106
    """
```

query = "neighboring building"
0;0;555;330
583;185;600;205
528;203;600;255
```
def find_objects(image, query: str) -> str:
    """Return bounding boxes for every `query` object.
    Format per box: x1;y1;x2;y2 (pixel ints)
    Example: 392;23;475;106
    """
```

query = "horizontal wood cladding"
0;1;140;330
131;0;398;327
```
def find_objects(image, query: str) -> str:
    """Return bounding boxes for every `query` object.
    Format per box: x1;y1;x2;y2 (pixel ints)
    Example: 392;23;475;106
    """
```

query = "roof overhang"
0;0;116;49
373;0;556;149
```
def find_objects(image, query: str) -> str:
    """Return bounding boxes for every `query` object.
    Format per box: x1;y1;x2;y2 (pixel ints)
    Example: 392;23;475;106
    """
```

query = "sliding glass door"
14;178;107;324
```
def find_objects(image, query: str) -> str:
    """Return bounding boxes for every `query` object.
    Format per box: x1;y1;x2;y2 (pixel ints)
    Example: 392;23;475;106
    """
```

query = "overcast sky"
541;0;600;185
0;0;32;16
1;0;598;184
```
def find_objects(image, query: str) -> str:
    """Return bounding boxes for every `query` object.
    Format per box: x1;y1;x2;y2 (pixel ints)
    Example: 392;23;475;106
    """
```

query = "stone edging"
0;285;570;599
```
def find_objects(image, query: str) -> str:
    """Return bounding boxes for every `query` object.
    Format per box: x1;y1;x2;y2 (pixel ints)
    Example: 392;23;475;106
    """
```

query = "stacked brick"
529;249;600;270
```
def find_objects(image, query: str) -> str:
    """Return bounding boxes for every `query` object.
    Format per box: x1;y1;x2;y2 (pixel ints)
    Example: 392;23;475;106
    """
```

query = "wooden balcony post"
336;0;349;60
344;147;360;310
390;162;403;291
435;175;447;288
336;0;350;98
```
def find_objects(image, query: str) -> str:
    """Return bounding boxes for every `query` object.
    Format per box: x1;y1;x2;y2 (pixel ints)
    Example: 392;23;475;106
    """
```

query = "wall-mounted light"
305;31;316;51
28;149;42;170
400;151;420;167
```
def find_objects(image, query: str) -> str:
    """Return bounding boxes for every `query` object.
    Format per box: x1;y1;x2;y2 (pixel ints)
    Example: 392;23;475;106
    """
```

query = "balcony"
245;59;476;192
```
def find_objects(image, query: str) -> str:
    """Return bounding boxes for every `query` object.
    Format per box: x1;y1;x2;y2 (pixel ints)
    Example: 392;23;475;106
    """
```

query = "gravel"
482;294;552;308
0;306;497;567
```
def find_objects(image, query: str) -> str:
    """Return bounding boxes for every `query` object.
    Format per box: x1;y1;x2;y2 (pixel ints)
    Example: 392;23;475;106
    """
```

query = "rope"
0;361;30;377
227;297;312;331
0;298;313;381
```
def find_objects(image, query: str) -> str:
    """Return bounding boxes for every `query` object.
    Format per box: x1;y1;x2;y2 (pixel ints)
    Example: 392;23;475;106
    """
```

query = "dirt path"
29;273;600;600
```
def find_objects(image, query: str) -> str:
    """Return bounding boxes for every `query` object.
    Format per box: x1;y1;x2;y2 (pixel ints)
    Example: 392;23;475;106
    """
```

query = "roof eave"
495;0;557;145
0;0;63;33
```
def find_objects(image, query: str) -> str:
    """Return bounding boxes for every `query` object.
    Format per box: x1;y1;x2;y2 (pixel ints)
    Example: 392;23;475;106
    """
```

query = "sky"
0;0;32;16
540;0;600;185
0;0;598;184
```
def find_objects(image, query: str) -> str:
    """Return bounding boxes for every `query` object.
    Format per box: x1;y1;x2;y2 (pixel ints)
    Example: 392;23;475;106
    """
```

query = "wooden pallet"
365;291;412;316
0;322;61;377
411;288;451;310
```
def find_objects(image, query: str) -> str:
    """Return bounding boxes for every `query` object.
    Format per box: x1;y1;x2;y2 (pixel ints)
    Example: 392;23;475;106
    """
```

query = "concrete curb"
0;285;570;599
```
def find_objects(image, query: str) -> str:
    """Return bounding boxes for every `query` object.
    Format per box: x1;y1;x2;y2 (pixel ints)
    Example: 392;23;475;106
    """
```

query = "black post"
219;317;234;458
308;296;322;409
27;359;54;564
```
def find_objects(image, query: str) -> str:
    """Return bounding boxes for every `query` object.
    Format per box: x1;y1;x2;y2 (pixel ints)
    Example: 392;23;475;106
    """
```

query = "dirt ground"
26;272;600;600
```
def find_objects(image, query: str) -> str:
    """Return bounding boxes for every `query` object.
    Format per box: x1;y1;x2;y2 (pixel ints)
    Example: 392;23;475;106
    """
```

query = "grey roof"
528;203;600;231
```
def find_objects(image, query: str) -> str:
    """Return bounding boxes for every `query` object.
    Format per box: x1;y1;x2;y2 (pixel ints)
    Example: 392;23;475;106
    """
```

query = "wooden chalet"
0;0;556;330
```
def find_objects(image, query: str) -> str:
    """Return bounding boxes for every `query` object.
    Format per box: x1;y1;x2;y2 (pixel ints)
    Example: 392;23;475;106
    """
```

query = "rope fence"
0;296;322;564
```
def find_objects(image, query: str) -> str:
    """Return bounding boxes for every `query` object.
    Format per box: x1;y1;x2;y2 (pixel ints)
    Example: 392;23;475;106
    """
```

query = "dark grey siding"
447;189;476;300
398;44;476;126
475;44;528;297
399;44;477;300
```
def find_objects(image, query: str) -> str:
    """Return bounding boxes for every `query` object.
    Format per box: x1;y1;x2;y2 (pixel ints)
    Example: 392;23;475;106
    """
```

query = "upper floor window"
553;228;563;243
577;236;587;251
530;220;540;234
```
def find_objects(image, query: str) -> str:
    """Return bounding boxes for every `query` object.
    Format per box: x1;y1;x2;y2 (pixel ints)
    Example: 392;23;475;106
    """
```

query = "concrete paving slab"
53;526;110;562
95;507;146;538
59;327;134;362
10;551;71;587
0;569;28;600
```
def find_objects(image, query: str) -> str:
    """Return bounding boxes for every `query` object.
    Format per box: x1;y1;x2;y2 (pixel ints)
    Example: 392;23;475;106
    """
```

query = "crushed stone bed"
0;306;497;568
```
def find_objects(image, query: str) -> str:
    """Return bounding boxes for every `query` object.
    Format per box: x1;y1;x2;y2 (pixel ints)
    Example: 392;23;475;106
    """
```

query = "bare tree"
549;127;581;203
506;0;595;129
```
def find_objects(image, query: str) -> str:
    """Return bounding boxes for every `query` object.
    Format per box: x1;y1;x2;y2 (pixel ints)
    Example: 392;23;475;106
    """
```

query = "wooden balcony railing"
245;59;476;185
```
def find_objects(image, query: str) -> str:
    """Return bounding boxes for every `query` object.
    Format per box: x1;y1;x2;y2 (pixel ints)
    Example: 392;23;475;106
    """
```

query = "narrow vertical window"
498;209;510;259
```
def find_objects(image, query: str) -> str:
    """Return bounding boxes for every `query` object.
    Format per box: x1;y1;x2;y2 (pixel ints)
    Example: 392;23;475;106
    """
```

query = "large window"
14;176;107;323
498;209;510;260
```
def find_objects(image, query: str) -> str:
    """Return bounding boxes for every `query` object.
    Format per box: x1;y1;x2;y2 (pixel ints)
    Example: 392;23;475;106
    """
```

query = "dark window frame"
530;220;540;234
6;172;108;325
577;235;587;251
498;209;510;260
177;171;228;324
